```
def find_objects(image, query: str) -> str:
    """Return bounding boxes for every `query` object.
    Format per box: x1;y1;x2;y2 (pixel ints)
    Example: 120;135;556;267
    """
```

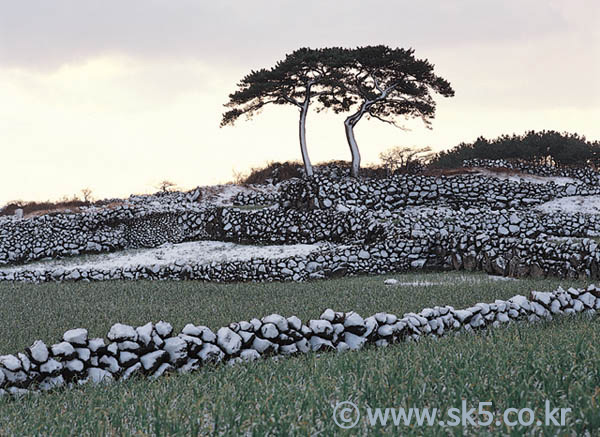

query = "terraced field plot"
1;272;598;435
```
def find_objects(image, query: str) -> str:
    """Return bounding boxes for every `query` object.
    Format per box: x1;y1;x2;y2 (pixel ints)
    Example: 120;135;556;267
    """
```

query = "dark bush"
242;161;304;185
430;130;600;169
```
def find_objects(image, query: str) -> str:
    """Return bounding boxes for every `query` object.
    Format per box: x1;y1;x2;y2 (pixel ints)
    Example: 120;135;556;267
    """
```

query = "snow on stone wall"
438;234;600;279
463;159;600;184
0;206;191;266
0;238;430;283
2;284;599;397
0;205;378;267
3;169;600;281
3;205;600;282
278;174;598;211
390;206;600;240
200;207;382;245
4;229;599;283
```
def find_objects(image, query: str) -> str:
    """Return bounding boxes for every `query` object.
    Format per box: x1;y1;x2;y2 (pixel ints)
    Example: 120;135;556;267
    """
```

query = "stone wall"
2;170;600;282
0;205;190;266
438;235;600;279
0;206;379;266
391;207;600;240
278;174;596;211
463;159;600;184
199;207;383;245
0;239;431;283
4;228;600;283
2;284;598;396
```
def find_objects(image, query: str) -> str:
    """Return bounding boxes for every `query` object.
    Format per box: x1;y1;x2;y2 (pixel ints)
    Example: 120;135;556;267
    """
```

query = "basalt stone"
27;340;49;364
140;350;168;373
216;327;242;356
63;328;88;346
163;337;188;365
107;324;138;342
260;323;279;340
87;367;114;384
51;342;76;360
197;344;224;363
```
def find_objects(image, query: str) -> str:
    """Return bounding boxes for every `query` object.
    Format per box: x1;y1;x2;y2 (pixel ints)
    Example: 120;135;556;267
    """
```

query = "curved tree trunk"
344;118;361;178
344;103;368;178
299;103;314;178
343;84;396;178
296;81;315;178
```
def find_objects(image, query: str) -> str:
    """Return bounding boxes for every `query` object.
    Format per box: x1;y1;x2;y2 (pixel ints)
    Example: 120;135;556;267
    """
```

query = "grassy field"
0;272;598;435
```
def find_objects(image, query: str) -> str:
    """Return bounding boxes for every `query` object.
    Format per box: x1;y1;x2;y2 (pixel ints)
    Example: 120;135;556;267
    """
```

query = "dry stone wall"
0;238;432;283
463;159;600;184
385;205;600;279
278;174;597;211
0;206;379;267
2;284;599;396
4;229;599;283
391;207;600;240
0;206;191;266
2;169;600;282
199;207;383;245
438;234;600;279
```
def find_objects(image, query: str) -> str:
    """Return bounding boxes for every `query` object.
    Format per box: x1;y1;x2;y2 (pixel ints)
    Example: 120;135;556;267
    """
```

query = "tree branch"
367;113;408;129
372;75;384;94
281;95;303;108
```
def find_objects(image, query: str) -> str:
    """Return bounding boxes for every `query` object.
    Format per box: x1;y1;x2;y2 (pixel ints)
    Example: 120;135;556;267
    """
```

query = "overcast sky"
1;1;599;204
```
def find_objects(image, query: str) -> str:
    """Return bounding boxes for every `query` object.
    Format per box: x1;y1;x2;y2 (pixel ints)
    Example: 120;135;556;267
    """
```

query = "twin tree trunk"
297;81;314;178
298;83;393;179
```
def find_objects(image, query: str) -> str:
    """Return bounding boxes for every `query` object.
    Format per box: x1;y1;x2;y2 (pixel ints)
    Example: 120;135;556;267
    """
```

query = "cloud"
1;53;598;206
0;0;583;70
0;1;598;205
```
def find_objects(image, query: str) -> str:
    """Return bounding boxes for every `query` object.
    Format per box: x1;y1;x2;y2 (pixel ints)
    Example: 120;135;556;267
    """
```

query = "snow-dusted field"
201;184;276;206
472;168;579;186
535;196;600;215
0;241;325;274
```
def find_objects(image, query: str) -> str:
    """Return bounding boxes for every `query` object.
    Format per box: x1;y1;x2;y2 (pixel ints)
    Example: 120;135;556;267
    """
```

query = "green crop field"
1;272;599;435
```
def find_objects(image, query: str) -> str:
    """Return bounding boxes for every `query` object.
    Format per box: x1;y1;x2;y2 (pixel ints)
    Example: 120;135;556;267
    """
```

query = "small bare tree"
379;146;434;175
231;169;248;185
81;188;93;203
157;180;177;193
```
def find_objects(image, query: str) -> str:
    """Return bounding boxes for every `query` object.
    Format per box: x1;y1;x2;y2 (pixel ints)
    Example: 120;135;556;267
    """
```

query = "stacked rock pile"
231;190;279;206
278;174;596;211
203;207;383;245
124;213;185;247
389;207;600;240
0;238;423;283
125;187;203;207
2;166;600;282
436;234;600;279
0;205;198;266
2;284;599;396
3;230;600;283
4;196;599;273
0;205;381;267
463;159;600;184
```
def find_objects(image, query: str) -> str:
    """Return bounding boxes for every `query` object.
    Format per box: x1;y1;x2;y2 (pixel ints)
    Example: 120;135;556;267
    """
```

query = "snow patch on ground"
202;184;277;207
384;274;517;286
535;196;600;215
0;241;325;274
473;169;579;186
